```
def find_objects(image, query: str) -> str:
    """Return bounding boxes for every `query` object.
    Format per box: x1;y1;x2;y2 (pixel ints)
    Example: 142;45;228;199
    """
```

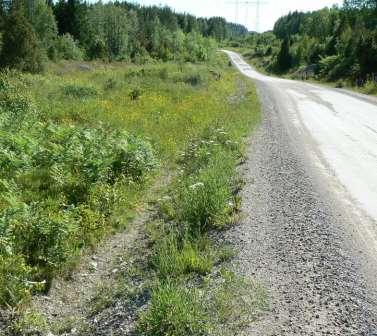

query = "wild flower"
189;182;204;190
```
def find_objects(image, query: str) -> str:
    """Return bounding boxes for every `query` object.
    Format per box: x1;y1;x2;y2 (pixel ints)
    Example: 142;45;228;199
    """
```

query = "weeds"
140;125;263;335
152;231;214;278
0;72;158;307
361;80;377;95
134;58;262;335
63;84;98;98
137;281;210;336
1;54;263;335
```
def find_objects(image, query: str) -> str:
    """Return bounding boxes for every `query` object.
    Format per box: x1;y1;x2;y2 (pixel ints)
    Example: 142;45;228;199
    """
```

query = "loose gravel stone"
225;79;377;335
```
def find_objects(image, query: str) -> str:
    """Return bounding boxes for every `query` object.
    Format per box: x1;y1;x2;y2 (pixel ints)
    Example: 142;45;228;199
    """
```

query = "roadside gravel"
226;81;377;335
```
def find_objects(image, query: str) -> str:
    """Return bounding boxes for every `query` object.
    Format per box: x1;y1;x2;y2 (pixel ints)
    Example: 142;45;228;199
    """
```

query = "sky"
133;0;344;32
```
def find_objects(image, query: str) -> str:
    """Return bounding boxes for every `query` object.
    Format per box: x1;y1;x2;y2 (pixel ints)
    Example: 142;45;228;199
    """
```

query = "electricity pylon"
226;0;268;32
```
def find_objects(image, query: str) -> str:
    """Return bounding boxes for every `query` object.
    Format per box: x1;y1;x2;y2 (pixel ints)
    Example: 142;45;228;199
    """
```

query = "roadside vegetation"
79;55;265;336
230;0;377;94
0;52;266;334
0;1;267;333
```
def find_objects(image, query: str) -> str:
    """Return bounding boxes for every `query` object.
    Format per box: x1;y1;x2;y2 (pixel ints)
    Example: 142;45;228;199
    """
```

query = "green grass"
1;52;264;335
137;281;211;336
134;56;263;335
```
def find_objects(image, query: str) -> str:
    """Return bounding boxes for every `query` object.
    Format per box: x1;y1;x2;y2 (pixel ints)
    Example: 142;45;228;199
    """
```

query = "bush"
129;87;141;100
63;84;98;98
104;78;118;90
1;203;78;287
0;254;33;306
183;73;203;86
362;80;377;95
55;34;84;61
319;55;341;80
0;73;37;129
111;135;158;182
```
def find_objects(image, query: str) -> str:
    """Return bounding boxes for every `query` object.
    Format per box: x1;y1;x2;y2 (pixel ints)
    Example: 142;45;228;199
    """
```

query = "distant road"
224;50;377;335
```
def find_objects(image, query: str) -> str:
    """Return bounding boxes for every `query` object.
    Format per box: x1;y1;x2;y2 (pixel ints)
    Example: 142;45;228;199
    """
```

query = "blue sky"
132;0;344;32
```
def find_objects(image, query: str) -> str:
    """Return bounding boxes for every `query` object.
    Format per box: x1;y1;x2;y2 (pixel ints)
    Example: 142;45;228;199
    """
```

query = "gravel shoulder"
224;51;377;335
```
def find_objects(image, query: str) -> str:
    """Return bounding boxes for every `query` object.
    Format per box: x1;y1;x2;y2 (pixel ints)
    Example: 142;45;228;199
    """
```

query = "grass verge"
1;53;266;334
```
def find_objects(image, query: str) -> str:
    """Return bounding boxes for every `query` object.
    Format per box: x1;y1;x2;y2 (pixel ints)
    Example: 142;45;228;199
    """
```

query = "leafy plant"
63;84;98;98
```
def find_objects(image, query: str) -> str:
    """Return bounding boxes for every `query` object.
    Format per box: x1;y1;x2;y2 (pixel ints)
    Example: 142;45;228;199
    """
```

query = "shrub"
362;80;377;95
319;55;341;80
0;254;33;306
63;84;98;98
129;87;141;100
0;74;37;129
2;203;78;286
111;135;158;182
0;113;158;305
55;34;84;61
183;73;203;86
104;78;118;90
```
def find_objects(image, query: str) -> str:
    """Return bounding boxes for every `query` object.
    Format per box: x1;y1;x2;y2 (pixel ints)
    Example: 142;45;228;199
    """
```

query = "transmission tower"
226;0;268;32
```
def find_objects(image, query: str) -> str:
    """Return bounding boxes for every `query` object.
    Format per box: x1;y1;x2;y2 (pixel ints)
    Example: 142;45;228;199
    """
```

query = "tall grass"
1;53;262;334
137;77;263;335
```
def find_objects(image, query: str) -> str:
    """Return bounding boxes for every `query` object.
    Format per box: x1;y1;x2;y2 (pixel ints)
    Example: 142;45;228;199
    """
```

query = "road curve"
223;50;377;335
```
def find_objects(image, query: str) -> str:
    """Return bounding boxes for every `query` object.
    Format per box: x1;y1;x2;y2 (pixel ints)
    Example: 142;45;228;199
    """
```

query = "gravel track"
224;51;377;335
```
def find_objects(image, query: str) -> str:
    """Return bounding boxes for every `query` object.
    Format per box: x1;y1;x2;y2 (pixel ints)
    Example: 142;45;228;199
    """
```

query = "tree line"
241;0;377;82
0;0;248;72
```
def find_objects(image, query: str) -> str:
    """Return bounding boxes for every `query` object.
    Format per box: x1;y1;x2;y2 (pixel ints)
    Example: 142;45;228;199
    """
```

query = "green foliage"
0;55;260;314
242;3;377;85
55;33;84;60
0;0;245;71
63;84;97;98
0;71;158;306
22;0;58;55
137;281;210;336
276;37;292;72
0;8;44;73
136;69;261;336
319;55;342;79
361;79;377;94
129;87;141;100
137;272;267;336
152;231;214;278
0;254;33;306
171;128;240;233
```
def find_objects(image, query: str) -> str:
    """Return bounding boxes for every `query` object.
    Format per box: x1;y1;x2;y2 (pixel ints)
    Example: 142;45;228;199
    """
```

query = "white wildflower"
189;182;204;190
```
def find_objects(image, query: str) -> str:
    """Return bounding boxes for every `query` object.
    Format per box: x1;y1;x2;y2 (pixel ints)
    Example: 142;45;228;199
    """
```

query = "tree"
22;0;58;56
54;0;87;40
0;6;43;72
344;0;377;9
85;3;131;61
276;37;292;72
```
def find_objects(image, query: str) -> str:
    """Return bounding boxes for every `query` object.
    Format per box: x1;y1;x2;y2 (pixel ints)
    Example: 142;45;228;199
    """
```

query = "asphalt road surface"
224;50;377;335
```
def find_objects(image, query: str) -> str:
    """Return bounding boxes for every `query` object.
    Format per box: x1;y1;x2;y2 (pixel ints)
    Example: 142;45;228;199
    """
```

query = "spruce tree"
0;6;43;72
276;37;292;72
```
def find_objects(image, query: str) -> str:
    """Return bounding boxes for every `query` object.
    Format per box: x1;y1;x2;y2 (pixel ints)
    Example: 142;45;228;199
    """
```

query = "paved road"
224;50;377;335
